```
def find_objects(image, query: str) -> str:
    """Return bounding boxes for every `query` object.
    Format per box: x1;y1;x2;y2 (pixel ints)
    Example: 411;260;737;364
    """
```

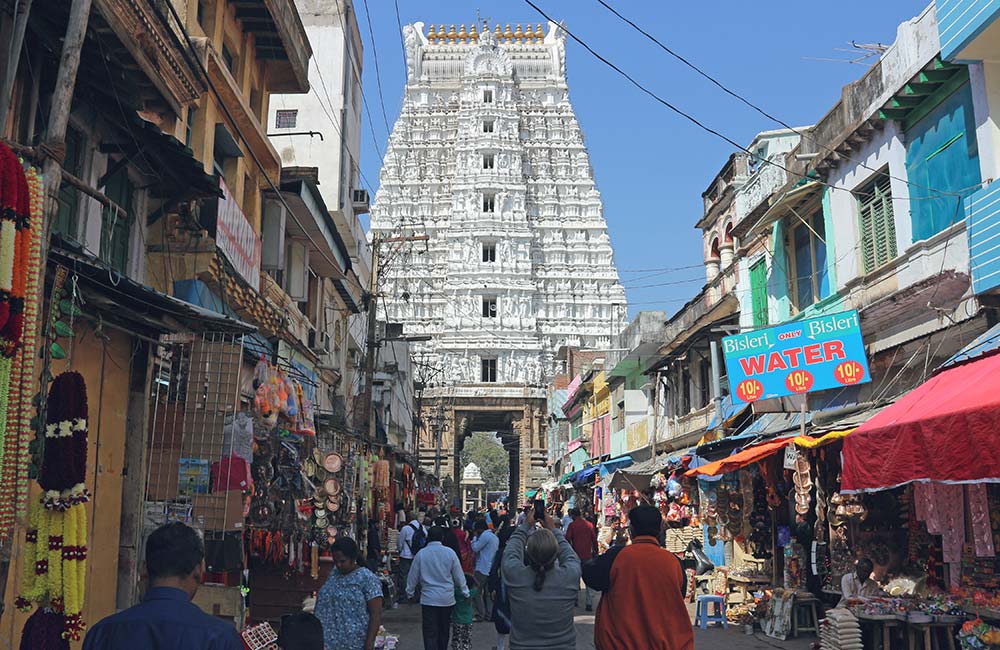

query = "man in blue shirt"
470;519;499;622
83;522;242;650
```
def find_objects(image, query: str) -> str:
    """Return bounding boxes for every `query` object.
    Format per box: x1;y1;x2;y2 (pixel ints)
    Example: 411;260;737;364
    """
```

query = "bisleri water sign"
722;310;870;405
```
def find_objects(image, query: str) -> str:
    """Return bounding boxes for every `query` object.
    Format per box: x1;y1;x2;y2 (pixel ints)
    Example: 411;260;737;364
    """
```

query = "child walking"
451;573;478;650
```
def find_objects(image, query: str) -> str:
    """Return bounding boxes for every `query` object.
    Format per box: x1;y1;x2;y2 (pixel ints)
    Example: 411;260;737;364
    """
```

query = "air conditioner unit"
352;189;370;215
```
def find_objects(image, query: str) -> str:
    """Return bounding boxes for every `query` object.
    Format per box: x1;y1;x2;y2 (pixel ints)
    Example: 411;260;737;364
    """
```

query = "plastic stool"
791;596;820;637
695;595;728;629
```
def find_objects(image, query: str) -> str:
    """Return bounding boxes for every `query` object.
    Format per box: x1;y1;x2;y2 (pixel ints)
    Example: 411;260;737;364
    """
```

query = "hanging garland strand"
16;372;90;641
0;155;42;537
12;164;42;523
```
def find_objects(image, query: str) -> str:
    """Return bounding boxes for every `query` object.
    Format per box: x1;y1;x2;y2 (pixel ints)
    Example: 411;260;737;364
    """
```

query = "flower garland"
39;372;89;510
0;142;19;330
13;165;41;519
0;156;40;538
16;372;90;641
16;497;49;608
62;503;87;640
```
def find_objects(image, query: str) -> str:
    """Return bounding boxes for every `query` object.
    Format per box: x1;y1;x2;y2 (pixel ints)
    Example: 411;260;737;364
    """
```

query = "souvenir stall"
686;438;820;637
826;347;1000;647
245;357;342;624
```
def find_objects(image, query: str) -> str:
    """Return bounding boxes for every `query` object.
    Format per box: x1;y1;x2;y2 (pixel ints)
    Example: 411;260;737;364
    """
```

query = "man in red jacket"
564;508;598;610
583;505;693;650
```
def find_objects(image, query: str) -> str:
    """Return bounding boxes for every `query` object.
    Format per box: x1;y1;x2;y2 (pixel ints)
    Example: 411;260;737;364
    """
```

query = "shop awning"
599;455;634;476
573;465;601;484
842;351;1000;492
707;394;749;430
939;321;1000;370
685;437;793;478
558;471;576;485
746;179;823;238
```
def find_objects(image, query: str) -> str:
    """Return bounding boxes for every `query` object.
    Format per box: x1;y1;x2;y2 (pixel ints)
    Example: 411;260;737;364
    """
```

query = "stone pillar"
720;242;734;269
705;257;720;283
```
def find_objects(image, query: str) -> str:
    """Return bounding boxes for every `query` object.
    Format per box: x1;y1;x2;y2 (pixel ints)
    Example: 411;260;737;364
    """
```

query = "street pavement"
380;600;817;650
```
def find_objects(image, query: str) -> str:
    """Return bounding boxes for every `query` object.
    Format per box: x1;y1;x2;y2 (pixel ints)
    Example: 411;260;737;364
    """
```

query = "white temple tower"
370;22;626;495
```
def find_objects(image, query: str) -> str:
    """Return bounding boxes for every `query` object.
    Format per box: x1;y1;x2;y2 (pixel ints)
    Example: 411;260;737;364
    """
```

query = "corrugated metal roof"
940;322;1000;370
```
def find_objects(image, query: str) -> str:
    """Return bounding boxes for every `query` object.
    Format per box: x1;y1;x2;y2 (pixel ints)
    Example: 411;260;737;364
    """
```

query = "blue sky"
354;0;925;318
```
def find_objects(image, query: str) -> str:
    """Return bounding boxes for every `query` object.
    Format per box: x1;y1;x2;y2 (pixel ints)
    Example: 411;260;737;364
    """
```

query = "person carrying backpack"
396;512;427;603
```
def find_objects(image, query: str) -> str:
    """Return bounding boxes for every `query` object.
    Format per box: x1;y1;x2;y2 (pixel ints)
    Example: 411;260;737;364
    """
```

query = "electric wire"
592;0;959;200
522;0;965;205
155;2;366;301
360;0;392;136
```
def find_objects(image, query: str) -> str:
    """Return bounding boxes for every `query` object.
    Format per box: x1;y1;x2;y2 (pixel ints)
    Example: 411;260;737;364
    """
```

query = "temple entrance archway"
419;394;547;504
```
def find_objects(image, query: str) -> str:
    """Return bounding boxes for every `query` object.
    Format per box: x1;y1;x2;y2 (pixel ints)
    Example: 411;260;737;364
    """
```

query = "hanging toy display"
0;144;41;539
16;371;90;642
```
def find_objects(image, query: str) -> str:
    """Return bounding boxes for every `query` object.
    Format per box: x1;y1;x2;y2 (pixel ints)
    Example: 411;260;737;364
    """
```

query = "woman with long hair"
314;537;384;650
501;509;580;650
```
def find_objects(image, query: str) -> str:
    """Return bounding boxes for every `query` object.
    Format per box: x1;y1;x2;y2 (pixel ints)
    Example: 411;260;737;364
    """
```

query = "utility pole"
359;234;428;441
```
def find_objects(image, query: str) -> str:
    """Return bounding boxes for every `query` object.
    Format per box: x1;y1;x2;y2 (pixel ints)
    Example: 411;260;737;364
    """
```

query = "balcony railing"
734;159;787;226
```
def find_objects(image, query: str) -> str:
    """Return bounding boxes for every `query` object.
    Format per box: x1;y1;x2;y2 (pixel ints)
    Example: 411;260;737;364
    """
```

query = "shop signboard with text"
723;309;870;406
213;176;262;291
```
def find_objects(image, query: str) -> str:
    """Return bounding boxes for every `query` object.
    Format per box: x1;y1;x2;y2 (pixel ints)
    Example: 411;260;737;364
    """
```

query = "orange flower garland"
0;147;38;539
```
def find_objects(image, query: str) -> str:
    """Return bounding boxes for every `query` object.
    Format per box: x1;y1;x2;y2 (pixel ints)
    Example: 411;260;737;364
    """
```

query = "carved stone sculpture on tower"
370;21;626;391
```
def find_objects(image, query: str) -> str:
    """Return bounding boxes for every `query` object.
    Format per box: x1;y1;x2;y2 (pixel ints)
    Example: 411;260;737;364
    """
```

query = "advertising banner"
215;177;262;291
723;309;870;406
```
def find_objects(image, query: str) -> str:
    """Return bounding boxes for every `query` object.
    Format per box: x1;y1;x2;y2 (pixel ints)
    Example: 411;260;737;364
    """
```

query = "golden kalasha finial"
514;24;524;43
524;24;535;43
470;24;479;41
427;24;437;43
458;24;468;42
503;24;513;42
494;24;502;40
447;24;457;43
535;23;544;43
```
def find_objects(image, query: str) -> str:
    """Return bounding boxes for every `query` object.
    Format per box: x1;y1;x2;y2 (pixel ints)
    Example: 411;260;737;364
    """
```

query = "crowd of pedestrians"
394;501;694;650
82;501;694;650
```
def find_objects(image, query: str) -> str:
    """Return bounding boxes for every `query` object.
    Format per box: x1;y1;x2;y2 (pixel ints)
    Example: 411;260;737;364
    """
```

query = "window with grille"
483;89;494;103
857;172;897;274
481;358;498;383
275;109;297;129
482;295;498;318
483;192;496;213
483;153;495;169
482;241;496;263
483;118;495;133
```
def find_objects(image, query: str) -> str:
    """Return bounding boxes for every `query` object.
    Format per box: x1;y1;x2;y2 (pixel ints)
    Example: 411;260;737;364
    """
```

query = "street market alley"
380;601;816;650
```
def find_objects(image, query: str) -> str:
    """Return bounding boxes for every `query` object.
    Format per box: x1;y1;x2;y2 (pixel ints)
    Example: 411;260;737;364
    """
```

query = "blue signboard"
723;309;870;406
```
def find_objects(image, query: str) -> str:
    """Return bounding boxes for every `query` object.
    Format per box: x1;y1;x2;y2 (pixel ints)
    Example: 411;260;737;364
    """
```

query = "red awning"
842;351;1000;492
685;438;793;478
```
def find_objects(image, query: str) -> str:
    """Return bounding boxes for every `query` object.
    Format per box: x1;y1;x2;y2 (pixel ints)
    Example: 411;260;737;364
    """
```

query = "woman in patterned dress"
315;537;384;650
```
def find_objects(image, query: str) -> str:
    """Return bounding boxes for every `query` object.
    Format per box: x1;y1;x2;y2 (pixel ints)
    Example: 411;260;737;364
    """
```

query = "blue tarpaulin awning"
599;455;634;476
941;322;1000;370
573;465;600;484
707;394;749;430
